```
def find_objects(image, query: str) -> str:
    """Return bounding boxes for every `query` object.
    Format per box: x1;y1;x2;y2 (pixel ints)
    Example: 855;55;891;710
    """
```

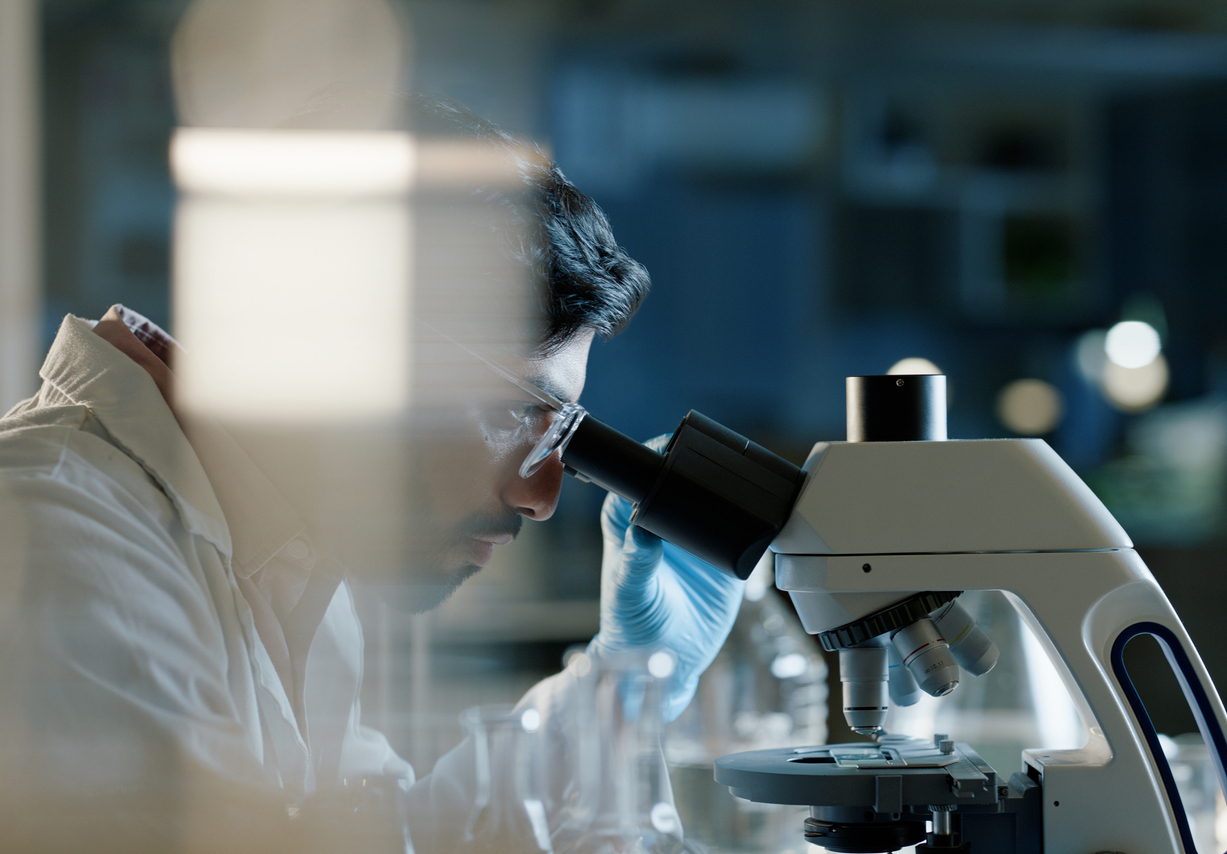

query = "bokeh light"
769;652;809;679
1076;329;1108;383
888;357;942;375
997;378;1064;436
1105;320;1162;369
520;708;541;733
648;650;677;679
1102;353;1170;413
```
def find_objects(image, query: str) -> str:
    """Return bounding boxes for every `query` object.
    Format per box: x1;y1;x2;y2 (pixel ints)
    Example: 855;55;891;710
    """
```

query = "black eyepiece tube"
562;409;808;580
561;414;664;504
635;412;807;579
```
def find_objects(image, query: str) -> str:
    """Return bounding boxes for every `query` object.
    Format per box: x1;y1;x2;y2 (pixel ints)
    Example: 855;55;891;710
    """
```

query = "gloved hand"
587;437;746;722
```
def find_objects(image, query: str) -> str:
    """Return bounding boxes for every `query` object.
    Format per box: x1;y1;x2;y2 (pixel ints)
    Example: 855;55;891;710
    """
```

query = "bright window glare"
1105;320;1161;369
171;128;416;196
888;357;942;375
174;195;412;421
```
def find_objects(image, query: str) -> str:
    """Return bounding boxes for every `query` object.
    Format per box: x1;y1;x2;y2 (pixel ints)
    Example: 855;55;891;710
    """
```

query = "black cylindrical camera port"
847;375;947;442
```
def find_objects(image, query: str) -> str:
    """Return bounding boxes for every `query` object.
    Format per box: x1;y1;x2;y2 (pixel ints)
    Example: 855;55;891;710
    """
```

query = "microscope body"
557;373;1227;852
723;436;1227;854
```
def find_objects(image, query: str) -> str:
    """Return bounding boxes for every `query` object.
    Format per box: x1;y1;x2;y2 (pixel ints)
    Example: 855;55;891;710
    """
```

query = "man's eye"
506;405;533;427
490;403;548;431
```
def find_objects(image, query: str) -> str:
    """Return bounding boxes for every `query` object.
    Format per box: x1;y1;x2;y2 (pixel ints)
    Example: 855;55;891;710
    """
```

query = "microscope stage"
714;734;1003;810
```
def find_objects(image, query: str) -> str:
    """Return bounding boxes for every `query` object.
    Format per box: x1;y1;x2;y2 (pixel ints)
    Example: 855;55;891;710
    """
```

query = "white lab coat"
0;313;600;854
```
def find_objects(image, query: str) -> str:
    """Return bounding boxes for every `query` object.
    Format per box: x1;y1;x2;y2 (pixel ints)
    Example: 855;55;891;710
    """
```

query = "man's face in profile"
399;330;594;612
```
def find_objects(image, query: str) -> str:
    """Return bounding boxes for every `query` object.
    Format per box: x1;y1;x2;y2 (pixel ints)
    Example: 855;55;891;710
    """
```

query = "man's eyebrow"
420;323;573;407
482;357;571;408
520;373;574;406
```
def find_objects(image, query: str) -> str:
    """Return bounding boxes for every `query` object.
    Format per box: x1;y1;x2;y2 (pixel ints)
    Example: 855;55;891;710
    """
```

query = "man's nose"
502;448;564;521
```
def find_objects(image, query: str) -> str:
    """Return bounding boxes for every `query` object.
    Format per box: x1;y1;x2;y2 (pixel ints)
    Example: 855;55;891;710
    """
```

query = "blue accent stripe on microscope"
1110;621;1227;854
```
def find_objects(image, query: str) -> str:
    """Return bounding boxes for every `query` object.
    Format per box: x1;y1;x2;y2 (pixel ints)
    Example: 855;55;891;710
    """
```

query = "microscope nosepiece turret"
891;617;960;697
839;644;890;734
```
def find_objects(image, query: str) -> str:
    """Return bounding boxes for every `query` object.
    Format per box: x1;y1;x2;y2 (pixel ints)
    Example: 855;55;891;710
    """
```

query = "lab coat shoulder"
0;415;207;607
0;413;273;795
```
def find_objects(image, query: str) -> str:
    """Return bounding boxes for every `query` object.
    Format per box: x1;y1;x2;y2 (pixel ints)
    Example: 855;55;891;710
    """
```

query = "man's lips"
473;532;515;546
464;531;517;566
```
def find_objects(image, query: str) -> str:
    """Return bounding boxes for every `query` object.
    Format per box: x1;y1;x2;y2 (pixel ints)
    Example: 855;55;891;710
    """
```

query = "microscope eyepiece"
560;410;807;580
560;413;663;505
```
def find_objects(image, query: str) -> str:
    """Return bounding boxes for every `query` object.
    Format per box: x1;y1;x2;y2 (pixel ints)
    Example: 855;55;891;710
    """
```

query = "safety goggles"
480;357;588;479
426;323;589;480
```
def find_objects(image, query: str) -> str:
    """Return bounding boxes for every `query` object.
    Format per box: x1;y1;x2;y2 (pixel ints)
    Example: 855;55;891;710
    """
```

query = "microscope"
555;374;1227;854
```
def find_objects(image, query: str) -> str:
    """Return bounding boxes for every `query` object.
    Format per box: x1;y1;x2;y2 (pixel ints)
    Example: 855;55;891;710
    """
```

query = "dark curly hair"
283;86;650;356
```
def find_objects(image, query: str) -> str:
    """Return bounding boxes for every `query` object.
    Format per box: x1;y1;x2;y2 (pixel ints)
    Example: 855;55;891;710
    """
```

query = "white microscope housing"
731;377;1227;854
560;373;1227;853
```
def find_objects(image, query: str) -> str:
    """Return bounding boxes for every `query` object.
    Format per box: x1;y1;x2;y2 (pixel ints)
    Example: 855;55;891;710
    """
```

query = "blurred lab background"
7;0;1227;849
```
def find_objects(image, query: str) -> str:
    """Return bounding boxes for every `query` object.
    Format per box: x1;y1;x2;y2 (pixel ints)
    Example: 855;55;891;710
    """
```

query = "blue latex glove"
587;437;746;722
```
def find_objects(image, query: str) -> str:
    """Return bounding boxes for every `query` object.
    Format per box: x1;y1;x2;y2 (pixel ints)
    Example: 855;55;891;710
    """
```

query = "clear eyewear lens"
520;402;587;479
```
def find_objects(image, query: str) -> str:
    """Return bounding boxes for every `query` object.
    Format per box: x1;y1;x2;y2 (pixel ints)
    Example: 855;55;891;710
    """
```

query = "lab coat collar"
43;308;312;582
91;306;310;581
179;414;308;580
39;312;233;557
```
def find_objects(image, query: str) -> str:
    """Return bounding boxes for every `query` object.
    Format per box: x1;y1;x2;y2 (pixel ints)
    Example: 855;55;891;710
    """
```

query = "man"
0;93;743;853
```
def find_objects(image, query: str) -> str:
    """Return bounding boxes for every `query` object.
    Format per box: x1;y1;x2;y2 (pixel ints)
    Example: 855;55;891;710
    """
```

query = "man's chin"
404;565;481;613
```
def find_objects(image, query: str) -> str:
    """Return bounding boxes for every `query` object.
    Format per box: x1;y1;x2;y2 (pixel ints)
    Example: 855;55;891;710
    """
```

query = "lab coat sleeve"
0;429;291;852
403;662;579;854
